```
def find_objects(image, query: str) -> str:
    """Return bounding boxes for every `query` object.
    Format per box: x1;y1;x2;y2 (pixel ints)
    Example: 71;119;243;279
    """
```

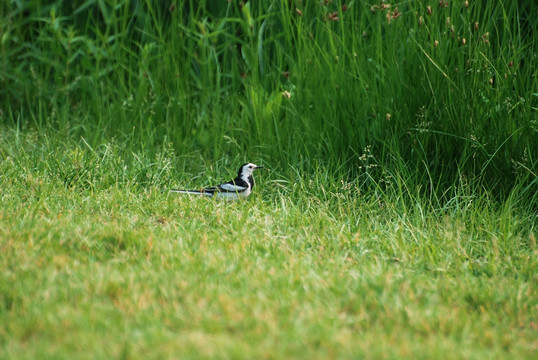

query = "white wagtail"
170;163;263;200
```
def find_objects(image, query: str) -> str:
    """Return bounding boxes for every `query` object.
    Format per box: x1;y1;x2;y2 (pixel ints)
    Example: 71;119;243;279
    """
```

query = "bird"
170;163;263;200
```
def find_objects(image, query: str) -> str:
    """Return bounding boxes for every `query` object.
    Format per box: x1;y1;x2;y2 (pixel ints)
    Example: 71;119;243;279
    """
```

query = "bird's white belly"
215;187;251;200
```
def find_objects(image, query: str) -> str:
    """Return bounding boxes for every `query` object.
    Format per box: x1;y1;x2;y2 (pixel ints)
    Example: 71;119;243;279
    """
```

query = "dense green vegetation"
1;0;536;358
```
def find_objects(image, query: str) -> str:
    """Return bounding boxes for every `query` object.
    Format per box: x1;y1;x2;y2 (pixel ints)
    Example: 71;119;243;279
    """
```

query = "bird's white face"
240;163;261;178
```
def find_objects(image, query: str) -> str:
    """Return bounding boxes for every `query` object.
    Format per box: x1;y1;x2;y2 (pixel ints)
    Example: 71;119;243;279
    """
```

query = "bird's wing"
217;179;248;193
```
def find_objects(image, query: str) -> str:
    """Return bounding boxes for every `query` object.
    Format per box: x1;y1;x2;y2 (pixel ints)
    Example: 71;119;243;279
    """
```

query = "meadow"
0;0;537;359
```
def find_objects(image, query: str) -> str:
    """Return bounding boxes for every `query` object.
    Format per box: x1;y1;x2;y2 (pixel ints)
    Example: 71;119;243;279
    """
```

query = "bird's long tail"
169;189;213;196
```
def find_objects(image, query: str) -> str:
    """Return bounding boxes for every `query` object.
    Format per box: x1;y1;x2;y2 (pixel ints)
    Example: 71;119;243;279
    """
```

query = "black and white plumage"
170;163;263;200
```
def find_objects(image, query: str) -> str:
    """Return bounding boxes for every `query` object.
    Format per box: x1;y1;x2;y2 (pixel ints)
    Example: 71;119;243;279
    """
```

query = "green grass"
0;0;537;358
1;129;536;359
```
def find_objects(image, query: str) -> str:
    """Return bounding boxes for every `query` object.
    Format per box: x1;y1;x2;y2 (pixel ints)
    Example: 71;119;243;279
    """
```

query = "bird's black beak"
255;166;264;169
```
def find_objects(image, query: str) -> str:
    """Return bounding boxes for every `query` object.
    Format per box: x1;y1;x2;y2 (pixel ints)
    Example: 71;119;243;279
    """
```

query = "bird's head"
238;163;263;179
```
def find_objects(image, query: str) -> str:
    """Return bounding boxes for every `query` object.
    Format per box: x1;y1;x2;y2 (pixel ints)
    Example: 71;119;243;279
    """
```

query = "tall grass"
1;0;536;199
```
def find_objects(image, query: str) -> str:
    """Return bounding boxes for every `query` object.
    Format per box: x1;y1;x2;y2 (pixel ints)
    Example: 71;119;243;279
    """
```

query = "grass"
0;0;537;358
1;130;536;359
